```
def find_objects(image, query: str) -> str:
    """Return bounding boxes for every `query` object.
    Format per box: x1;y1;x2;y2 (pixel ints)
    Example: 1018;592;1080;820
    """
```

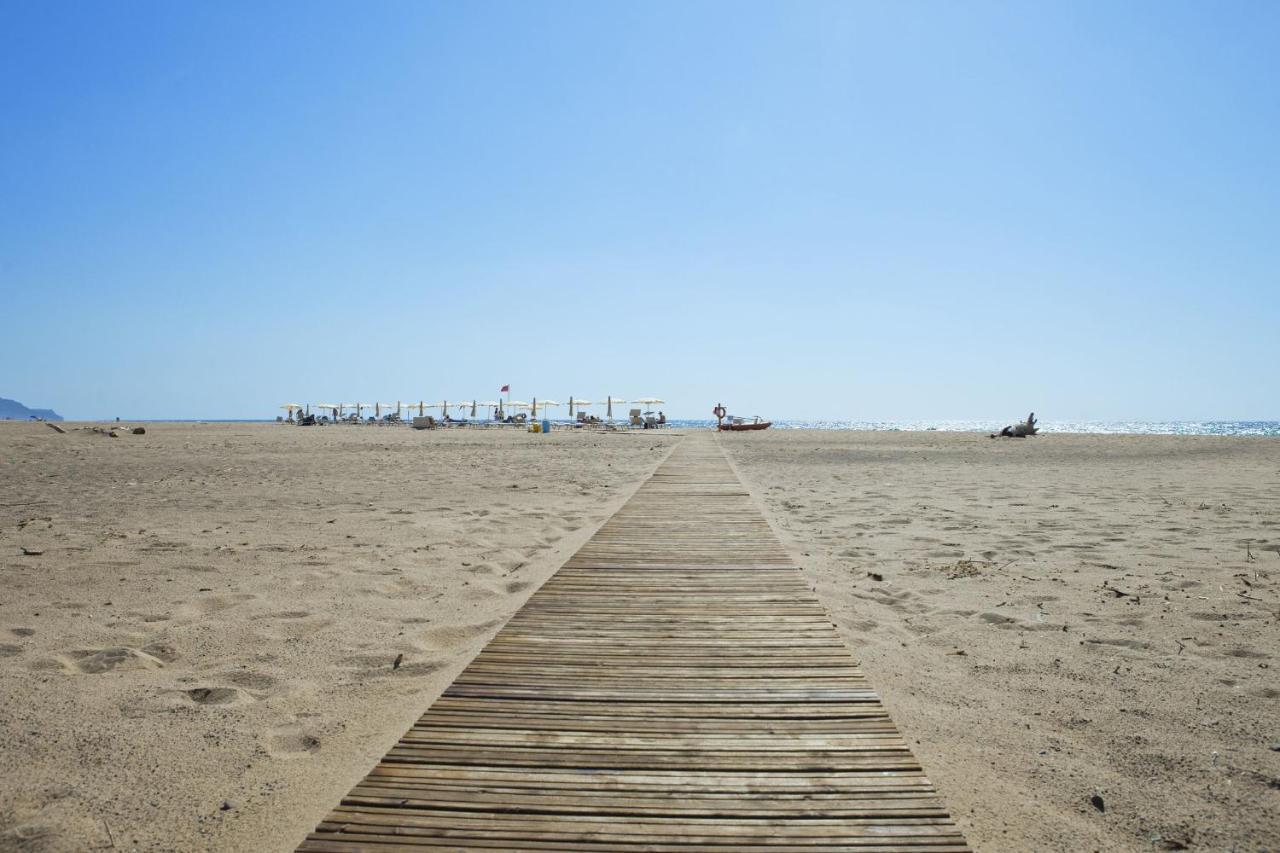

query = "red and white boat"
718;416;771;432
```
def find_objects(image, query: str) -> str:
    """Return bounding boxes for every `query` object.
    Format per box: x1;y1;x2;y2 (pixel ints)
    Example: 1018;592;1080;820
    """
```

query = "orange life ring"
712;405;726;419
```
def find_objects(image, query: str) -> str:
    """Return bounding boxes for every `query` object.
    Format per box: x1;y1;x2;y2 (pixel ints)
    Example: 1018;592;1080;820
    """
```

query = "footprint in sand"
266;724;321;757
388;659;443;677
10;627;35;637
174;593;258;621
462;583;500;601
0;644;23;657
60;642;178;674
419;619;503;651
183;686;255;706
222;671;278;691
1221;647;1269;660
1084;638;1150;650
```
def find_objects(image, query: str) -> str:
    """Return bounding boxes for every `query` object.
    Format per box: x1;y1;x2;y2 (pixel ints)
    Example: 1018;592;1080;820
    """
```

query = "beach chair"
629;408;643;428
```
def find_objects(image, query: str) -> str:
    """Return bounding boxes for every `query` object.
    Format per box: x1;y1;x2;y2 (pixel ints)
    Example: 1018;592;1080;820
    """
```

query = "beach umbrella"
281;403;303;411
507;401;531;409
532;397;538;418
470;400;477;418
374;403;381;418
539;400;560;416
633;397;664;416
605;396;627;420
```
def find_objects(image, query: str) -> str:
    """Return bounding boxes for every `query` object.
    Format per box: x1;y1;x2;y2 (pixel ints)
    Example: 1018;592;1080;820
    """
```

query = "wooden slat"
297;435;969;851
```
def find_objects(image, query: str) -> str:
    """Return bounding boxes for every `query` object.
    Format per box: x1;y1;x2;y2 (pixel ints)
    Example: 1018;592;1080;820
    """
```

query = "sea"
128;419;1280;436
665;420;1280;436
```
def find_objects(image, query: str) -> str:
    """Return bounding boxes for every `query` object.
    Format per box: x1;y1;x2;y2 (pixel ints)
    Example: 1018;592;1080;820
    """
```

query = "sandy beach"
0;422;676;852
2;423;1277;852
725;430;1279;852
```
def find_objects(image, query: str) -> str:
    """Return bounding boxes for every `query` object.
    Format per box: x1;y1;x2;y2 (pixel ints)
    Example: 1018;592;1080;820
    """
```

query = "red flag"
500;385;510;393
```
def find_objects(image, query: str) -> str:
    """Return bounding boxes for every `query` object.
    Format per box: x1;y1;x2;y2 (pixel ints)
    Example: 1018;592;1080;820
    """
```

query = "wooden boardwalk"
298;434;969;852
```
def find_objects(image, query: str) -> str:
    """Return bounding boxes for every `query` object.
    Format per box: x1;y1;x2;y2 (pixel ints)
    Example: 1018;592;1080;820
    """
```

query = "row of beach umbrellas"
282;397;664;419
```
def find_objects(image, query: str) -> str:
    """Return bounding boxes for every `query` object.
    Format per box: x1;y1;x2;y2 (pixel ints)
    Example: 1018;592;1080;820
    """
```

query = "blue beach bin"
541;419;551;434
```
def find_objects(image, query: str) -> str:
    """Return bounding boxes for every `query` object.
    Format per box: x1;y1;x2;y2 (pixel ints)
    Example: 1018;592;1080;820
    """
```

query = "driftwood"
992;412;1039;438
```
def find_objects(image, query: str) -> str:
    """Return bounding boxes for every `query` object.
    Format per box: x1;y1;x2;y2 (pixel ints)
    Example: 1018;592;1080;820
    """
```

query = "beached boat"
718;416;771;431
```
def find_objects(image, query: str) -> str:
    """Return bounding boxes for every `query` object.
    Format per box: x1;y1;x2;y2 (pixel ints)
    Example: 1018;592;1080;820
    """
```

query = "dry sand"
723;430;1279;852
3;423;1277;852
0;421;676;852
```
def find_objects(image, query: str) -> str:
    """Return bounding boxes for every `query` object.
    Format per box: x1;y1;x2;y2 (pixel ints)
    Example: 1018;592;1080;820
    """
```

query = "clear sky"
2;1;1277;421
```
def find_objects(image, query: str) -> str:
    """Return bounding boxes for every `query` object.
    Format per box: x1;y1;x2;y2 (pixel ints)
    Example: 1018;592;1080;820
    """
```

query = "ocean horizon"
46;418;1280;436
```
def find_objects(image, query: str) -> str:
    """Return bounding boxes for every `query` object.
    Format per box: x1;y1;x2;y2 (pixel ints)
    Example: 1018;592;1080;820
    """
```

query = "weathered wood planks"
297;434;969;851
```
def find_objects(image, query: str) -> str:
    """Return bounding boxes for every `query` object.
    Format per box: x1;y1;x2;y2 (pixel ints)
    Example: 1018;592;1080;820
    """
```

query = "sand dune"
0;422;675;852
724;430;1280;852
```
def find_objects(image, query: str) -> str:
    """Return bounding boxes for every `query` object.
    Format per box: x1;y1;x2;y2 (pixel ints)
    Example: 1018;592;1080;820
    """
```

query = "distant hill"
0;397;63;421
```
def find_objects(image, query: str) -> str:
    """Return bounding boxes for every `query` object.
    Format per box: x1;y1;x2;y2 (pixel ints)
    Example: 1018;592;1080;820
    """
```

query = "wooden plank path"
298;434;969;851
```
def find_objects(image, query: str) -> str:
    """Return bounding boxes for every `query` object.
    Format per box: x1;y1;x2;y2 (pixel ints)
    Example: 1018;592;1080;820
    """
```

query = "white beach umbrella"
281;403;303;411
605;396;628;419
539;400;561;418
507;401;531;409
633;397;664;407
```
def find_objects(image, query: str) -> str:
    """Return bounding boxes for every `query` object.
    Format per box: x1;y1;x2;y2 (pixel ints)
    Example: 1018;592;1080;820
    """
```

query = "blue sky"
2;1;1277;420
